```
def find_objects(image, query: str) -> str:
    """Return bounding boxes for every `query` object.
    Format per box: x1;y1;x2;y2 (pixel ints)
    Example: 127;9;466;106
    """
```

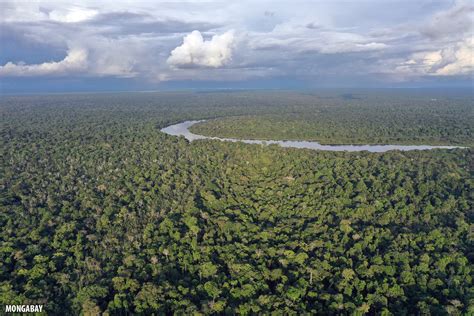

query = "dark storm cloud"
0;23;66;64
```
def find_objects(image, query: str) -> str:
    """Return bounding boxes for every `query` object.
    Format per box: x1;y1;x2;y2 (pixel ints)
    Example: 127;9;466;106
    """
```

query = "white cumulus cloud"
0;48;88;77
396;37;474;76
435;38;474;76
167;30;235;68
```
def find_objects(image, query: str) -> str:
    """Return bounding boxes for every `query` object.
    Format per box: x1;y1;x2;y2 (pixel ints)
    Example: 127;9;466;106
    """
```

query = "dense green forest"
0;91;473;315
190;92;473;146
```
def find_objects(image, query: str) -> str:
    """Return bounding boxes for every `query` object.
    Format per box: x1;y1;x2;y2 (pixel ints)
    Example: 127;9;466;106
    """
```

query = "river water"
161;120;466;153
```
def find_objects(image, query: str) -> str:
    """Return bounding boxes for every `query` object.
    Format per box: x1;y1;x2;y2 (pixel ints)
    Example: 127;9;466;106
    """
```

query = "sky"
0;0;473;93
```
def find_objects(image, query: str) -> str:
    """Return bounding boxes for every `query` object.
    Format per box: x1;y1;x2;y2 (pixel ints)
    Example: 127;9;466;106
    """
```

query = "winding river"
161;120;466;153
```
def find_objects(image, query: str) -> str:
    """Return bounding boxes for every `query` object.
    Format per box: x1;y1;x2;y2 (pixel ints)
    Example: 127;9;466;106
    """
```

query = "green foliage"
0;91;472;315
191;92;473;146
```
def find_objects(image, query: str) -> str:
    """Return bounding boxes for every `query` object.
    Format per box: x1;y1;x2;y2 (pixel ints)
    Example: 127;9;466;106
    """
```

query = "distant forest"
0;91;473;315
191;92;473;146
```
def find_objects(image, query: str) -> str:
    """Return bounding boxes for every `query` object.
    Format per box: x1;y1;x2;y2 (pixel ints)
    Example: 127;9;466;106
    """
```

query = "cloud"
84;36;145;78
86;12;220;37
167;30;235;68
0;48;88;76
396;37;474;76
318;40;388;54
49;6;98;23
0;0;472;87
249;21;388;54
434;38;474;76
421;0;473;40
